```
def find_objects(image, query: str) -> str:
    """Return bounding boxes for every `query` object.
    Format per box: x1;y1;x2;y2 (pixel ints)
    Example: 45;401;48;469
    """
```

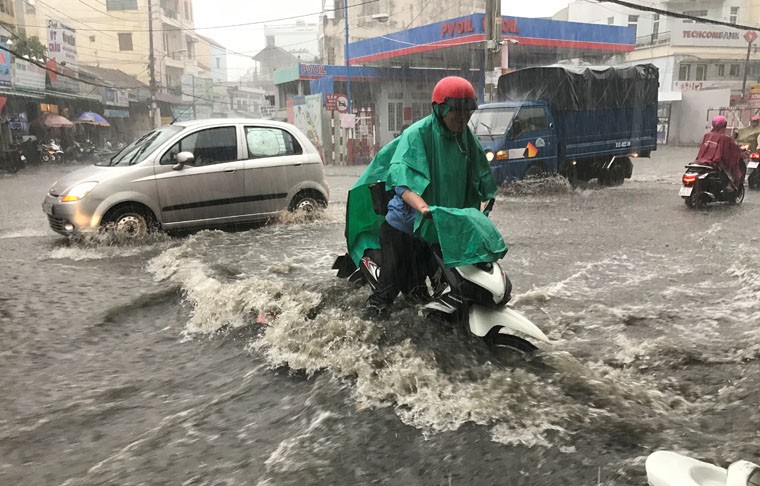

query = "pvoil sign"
300;64;327;76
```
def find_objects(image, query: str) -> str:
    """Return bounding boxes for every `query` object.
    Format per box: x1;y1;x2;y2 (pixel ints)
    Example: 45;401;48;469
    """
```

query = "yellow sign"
750;83;760;94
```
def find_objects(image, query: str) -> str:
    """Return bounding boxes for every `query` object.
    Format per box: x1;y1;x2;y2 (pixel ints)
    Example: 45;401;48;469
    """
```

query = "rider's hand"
421;208;433;220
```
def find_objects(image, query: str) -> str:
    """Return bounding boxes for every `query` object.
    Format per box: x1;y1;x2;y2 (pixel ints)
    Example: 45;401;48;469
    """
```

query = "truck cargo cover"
497;64;659;111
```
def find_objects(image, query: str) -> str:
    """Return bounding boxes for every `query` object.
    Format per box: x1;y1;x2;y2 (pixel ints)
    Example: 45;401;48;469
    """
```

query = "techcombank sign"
671;22;746;48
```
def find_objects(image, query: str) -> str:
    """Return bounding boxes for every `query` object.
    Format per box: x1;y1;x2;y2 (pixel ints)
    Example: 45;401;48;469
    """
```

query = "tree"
13;34;47;60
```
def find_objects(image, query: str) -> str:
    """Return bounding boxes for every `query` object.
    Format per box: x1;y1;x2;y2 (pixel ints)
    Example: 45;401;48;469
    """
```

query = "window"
730;6;739;24
160;127;238;166
186;37;194;59
718;64;725;76
627;14;638;28
245;127;302;158
215;58;221;69
89;35;96;43
730;64;740;76
411;102;428;122
683;10;708;23
607;17;614;25
118;33;133;51
679;64;691;81
652;14;659;40
388;102;403;131
184;1;190;20
106;0;137;10
513;106;548;137
696;64;707;81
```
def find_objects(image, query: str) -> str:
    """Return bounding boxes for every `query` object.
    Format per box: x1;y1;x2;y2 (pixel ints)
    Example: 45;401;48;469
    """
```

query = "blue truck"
469;64;659;186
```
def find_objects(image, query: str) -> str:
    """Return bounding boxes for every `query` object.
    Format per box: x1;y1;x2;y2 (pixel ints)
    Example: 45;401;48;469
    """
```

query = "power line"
13;0;379;33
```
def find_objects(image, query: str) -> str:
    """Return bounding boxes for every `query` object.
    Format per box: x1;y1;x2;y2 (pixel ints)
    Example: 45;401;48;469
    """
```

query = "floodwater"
1;146;758;485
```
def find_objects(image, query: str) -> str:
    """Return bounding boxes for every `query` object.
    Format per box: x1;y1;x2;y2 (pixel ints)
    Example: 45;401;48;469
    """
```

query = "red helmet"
432;76;478;111
752;115;760;122
712;115;728;129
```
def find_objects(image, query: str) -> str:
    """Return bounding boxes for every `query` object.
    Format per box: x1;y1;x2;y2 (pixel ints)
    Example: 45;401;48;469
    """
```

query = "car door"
508;105;558;177
240;125;305;216
154;125;246;225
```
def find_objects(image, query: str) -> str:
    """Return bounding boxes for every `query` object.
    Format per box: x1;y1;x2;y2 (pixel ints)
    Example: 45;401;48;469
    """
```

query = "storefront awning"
0;87;45;99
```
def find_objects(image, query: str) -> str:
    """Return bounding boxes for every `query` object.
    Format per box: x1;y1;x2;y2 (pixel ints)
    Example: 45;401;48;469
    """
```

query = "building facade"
559;0;760;144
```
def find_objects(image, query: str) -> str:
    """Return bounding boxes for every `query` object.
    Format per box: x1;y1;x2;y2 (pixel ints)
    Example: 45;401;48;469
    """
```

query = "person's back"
695;115;742;188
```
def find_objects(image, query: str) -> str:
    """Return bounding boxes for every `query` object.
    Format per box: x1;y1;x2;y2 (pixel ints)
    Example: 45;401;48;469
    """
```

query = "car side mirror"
173;151;194;170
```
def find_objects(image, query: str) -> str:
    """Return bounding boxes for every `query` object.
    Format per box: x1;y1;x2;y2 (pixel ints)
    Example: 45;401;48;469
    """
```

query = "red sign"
300;64;327;76
441;18;475;37
745;30;758;43
749;93;760;101
325;94;348;112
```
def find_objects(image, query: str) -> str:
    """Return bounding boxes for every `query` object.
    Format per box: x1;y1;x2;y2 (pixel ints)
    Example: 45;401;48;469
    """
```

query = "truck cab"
470;101;558;184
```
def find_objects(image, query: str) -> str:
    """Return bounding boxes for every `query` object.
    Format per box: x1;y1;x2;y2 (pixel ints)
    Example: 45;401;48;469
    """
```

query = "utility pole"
742;30;758;103
147;0;160;128
483;0;501;102
344;0;351;114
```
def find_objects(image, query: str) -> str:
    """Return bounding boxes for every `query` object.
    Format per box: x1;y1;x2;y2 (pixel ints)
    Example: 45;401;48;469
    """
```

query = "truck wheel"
523;163;548;180
609;165;625;186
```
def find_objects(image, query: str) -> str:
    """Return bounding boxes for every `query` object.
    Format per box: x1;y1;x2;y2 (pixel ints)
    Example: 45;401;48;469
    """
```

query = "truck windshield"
98;125;185;167
469;108;514;139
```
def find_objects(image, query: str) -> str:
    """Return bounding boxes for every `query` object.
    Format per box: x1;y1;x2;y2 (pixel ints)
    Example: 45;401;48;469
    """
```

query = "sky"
192;0;572;81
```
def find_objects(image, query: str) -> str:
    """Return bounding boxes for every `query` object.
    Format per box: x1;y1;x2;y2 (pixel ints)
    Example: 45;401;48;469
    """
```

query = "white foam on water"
262;410;340;474
147;241;322;335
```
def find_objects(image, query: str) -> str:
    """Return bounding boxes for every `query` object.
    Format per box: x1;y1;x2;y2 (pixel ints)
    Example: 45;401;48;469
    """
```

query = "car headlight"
485;151;494;162
60;181;98;202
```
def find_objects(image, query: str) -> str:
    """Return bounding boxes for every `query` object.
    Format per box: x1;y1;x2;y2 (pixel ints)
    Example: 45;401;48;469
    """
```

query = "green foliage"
13;34;47;60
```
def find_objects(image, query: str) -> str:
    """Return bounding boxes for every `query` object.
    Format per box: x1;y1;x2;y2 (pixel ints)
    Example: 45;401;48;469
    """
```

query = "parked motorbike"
38;140;65;164
333;198;551;354
646;450;760;486
0;147;26;173
680;161;745;209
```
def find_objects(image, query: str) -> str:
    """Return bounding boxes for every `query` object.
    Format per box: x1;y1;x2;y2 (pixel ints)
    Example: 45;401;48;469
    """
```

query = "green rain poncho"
344;106;506;268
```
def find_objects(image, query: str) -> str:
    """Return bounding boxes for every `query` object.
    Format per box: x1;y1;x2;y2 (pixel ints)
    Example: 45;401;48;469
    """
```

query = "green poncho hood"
344;110;505;267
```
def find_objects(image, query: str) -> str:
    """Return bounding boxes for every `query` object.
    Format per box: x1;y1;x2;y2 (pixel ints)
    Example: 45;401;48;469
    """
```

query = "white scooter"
646;450;760;486
333;198;551;354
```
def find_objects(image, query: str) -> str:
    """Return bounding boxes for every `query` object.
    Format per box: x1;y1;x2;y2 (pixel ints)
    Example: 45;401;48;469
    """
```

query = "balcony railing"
635;32;672;49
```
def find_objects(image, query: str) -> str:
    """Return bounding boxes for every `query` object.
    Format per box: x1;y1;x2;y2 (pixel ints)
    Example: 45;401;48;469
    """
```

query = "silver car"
42;119;330;236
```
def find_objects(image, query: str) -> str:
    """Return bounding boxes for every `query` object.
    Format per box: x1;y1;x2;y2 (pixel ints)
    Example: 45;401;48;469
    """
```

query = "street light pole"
344;0;351;114
147;0;160;128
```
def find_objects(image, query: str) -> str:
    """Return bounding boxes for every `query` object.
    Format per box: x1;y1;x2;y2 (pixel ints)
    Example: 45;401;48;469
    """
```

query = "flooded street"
1;146;759;485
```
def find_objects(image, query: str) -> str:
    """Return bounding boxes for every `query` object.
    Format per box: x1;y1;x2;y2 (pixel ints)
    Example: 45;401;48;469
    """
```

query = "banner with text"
47;19;80;93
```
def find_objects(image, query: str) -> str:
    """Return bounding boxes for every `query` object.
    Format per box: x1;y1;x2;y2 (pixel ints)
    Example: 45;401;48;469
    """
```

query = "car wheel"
289;191;327;212
102;205;156;237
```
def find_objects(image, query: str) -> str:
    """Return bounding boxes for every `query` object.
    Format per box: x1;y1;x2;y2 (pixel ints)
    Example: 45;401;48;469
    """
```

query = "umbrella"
31;113;74;128
76;111;110;127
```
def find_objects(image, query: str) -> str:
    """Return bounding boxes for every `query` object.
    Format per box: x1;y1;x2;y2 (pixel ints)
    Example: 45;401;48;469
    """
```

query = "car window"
245;127;303;159
514;107;548;137
160;126;238;166
101;125;184;166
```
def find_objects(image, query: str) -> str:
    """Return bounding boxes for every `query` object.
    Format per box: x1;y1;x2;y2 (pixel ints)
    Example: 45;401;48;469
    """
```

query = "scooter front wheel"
486;330;538;355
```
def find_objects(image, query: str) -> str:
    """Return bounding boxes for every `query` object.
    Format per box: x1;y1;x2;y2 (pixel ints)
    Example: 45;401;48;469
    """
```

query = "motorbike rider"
695;115;743;191
737;115;760;151
353;76;498;318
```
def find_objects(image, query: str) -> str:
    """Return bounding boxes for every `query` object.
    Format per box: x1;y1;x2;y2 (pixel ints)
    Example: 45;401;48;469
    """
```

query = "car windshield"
469;108;515;139
99;125;185;167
